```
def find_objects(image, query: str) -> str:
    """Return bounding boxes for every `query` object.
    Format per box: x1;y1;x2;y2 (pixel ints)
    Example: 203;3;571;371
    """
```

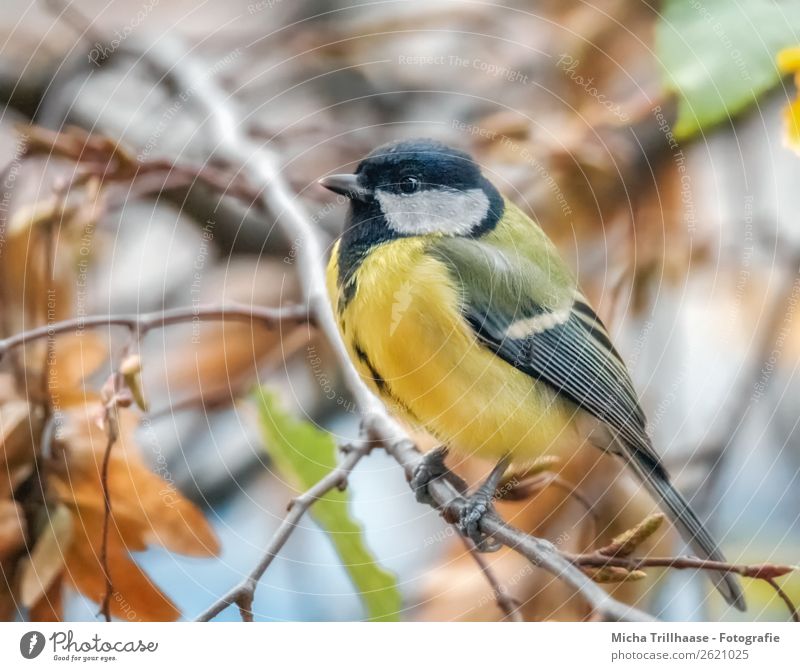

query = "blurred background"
1;0;799;622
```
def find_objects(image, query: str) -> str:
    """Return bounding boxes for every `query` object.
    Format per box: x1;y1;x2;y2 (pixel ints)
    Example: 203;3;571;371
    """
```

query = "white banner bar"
0;622;795;670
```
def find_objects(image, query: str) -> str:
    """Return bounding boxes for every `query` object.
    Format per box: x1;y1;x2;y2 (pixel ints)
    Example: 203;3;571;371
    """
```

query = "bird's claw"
458;491;501;552
410;445;450;505
413;450;507;551
457;455;511;552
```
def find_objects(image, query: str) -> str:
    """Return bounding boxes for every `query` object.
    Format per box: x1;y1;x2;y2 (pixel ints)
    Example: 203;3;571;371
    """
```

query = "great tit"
320;138;745;610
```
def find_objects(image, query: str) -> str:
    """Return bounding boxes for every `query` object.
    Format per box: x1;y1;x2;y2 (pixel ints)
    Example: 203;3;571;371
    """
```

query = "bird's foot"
411;445;452;505
458;456;511;552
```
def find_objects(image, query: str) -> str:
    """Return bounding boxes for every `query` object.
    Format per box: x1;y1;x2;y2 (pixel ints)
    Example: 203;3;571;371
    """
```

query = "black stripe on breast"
354;343;388;393
353;341;420;422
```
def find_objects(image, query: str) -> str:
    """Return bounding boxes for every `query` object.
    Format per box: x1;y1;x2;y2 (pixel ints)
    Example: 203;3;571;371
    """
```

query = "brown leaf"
45;334;108;408
0;401;37;499
0;501;26;562
68;504;148;557
154;259;303;406
29;574;63;622
503;455;561;483
52;442;219;557
65;519;179;622
38;407;220;620
0;559;20;620
20;505;72;608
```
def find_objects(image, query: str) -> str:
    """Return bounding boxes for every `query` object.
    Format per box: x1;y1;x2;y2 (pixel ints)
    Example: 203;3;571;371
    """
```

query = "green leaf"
254;387;402;621
657;0;800;138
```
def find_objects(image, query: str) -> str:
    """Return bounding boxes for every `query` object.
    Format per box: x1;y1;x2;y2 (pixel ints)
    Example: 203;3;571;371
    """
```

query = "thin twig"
98;404;119;622
765;577;800;623
461;536;523;622
566;551;799;622
0;303;309;359
19;124;262;208
569;551;796;579
194;442;373;622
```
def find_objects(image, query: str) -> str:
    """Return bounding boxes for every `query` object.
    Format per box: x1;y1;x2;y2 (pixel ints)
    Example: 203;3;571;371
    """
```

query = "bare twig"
20;125;262;208
566;551;799;621
98;406;119;623
461;536;523;622
0;303;309;359
570;551;796;580
194;442;373;622
765;577;800;623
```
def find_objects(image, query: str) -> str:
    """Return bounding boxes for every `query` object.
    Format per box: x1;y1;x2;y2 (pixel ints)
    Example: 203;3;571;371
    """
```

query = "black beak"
318;174;373;202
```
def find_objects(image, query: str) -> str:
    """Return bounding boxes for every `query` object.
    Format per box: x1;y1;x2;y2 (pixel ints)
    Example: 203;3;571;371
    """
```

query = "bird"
319;137;745;611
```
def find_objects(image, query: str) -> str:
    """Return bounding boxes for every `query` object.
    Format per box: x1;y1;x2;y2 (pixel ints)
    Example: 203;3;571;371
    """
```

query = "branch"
19;124;263;208
98;406;118;623
142;37;656;623
0;303;309;359
461;536;523;622
194;441;373;622
566;550;799;621
376;431;656;622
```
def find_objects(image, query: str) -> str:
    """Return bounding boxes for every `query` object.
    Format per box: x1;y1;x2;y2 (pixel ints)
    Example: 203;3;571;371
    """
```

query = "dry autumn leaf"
0;400;37;500
0;501;26;562
66;520;180;622
20;504;72;608
28;575;64;622
44;333;108;409
26;407;223;620
50;415;220;557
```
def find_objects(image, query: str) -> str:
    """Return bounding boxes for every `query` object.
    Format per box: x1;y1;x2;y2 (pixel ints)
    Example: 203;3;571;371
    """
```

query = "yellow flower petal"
782;97;800;155
777;46;800;74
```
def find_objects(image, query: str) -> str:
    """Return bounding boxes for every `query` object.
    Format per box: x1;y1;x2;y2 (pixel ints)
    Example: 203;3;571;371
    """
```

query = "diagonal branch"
140;37;656;622
194;441;373;622
376;431;656;622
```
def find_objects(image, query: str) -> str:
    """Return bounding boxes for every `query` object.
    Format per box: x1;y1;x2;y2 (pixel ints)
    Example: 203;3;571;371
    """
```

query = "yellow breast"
326;238;578;463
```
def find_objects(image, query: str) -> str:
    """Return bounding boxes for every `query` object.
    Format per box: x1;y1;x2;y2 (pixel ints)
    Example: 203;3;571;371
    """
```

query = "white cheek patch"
375;188;490;236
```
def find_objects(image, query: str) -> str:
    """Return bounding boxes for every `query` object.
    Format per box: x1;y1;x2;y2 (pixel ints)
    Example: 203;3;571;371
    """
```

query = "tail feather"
625;449;746;611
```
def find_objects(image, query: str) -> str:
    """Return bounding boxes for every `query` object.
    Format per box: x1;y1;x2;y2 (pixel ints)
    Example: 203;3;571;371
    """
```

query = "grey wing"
464;296;746;609
465;296;664;472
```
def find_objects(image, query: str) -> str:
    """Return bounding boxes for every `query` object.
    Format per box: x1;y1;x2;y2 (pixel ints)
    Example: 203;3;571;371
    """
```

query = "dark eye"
399;176;420;194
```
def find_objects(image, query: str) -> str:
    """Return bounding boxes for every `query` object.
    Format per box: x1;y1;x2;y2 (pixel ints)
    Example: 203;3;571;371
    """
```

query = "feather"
432;219;746;610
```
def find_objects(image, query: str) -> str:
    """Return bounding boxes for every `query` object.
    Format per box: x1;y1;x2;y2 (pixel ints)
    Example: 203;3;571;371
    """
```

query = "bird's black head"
320;138;503;239
319;139;504;299
357;138;484;199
